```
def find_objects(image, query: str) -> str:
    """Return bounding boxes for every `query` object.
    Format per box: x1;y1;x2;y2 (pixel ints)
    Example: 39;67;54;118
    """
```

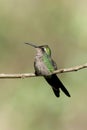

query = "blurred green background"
0;0;87;130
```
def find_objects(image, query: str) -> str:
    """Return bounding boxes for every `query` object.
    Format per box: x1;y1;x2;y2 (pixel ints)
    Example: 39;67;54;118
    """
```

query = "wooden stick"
0;63;87;79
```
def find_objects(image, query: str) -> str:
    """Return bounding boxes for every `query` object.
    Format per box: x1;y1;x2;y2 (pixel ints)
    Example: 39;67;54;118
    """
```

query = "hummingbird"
25;42;70;97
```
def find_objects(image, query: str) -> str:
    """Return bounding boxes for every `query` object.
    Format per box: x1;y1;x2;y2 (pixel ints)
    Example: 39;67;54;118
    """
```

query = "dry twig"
0;63;87;79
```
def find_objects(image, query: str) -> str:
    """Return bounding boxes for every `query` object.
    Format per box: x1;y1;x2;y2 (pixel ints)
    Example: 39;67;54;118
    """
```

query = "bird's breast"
34;57;52;76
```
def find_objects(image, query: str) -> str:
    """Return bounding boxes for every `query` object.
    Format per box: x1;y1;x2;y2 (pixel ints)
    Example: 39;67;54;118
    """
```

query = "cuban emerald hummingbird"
25;42;70;97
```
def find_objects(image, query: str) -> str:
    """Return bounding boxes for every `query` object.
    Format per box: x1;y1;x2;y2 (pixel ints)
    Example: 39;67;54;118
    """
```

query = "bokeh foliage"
0;0;87;130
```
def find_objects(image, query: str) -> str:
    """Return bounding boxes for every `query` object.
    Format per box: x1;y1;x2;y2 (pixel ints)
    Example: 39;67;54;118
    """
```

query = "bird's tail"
45;74;70;97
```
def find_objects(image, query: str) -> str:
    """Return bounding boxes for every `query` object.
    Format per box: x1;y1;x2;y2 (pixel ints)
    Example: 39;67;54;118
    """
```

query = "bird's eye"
41;47;44;52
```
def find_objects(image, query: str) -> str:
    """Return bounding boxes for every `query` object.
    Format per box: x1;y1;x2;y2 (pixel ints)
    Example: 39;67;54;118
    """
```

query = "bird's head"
25;43;51;56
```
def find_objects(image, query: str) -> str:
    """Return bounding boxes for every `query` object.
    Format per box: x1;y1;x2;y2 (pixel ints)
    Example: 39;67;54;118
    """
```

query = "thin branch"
53;63;87;74
0;63;87;79
0;73;36;79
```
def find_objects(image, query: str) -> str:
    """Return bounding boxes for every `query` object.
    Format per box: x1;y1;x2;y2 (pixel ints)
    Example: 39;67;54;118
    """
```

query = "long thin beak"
25;42;38;48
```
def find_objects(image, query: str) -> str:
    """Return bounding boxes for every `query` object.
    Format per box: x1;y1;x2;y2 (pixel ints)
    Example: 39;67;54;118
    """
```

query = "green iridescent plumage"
43;53;55;73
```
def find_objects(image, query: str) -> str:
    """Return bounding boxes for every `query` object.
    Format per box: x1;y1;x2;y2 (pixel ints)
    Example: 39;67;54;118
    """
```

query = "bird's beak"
25;42;38;48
